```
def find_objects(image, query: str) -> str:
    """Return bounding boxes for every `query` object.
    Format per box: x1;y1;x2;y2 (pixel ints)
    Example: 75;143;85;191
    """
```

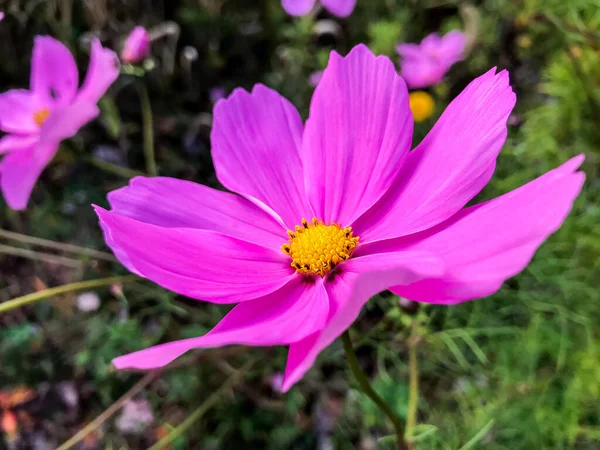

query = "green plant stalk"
0;243;84;269
406;336;419;441
0;228;116;261
89;157;146;180
138;83;157;176
341;331;408;450
457;419;496;450
148;360;254;450
0;275;139;314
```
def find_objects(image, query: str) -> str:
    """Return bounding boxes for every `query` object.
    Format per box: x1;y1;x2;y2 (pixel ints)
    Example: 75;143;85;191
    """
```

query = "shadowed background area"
0;0;599;449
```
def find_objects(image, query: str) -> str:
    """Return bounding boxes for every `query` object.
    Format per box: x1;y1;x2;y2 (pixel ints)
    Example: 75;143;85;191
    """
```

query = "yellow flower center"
282;218;359;277
409;91;435;123
33;108;51;127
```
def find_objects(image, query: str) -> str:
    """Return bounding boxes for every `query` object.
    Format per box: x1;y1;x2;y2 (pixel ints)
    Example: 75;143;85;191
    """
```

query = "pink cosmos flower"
397;31;466;89
121;26;150;64
269;373;285;393
0;36;120;210
282;0;356;17
209;87;227;104
309;70;324;87
96;45;584;392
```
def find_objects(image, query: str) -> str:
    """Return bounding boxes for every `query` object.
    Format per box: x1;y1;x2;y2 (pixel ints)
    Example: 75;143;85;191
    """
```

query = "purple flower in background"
282;0;356;18
0;36;120;210
96;45;583;391
309;70;323;87
0;12;4;21
397;31;466;89
210;87;227;104
269;373;285;393
116;399;154;434
121;26;150;64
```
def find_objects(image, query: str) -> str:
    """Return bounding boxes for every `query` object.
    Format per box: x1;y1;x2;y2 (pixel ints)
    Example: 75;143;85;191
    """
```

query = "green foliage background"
0;0;598;448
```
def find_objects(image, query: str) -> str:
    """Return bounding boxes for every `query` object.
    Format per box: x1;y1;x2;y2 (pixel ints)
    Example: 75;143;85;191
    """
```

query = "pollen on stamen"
33;108;51;127
281;218;359;277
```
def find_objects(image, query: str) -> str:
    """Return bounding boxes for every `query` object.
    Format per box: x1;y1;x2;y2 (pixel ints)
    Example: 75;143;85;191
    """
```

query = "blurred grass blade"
55;371;159;450
457;419;495;450
0;228;116;262
0;243;84;268
0;275;139;315
148;360;254;450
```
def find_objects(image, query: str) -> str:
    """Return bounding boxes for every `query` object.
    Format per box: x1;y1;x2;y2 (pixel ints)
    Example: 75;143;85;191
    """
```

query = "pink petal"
320;0;356;17
0;135;39;155
30;36;78;108
121;26;150;63
399;57;443;89
396;31;465;89
354;68;516;243
94;207;294;304
420;33;443;53
96;212;141;277
282;250;444;391
396;38;446;89
281;0;317;16
438;30;466;67
39;101;99;144
385;155;585;304
113;278;328;370
107;177;287;249
0;90;40;134
0;142;57;210
211;84;312;229
284;333;319;389
303;45;413;226
396;43;422;60
77;39;120;104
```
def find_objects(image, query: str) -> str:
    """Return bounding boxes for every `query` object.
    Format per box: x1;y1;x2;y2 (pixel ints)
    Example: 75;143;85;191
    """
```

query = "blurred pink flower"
121;26;150;63
397;31;466;89
116;399;154;434
210;87;227;104
282;0;356;17
269;372;284;393
0;36;120;210
309;70;323;87
0;12;4;21
96;45;583;392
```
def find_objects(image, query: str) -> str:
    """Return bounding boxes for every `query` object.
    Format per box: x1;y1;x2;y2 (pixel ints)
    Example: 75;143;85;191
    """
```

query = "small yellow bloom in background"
569;46;582;59
517;35;532;49
409;91;435;122
515;13;530;27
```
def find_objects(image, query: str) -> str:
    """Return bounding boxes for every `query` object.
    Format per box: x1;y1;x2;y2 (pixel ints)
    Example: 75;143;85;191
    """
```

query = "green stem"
0;228;116;261
406;336;419;442
342;331;408;450
0;275;139;314
148;361;253;450
138;83;157;176
0;243;84;269
89;157;146;180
